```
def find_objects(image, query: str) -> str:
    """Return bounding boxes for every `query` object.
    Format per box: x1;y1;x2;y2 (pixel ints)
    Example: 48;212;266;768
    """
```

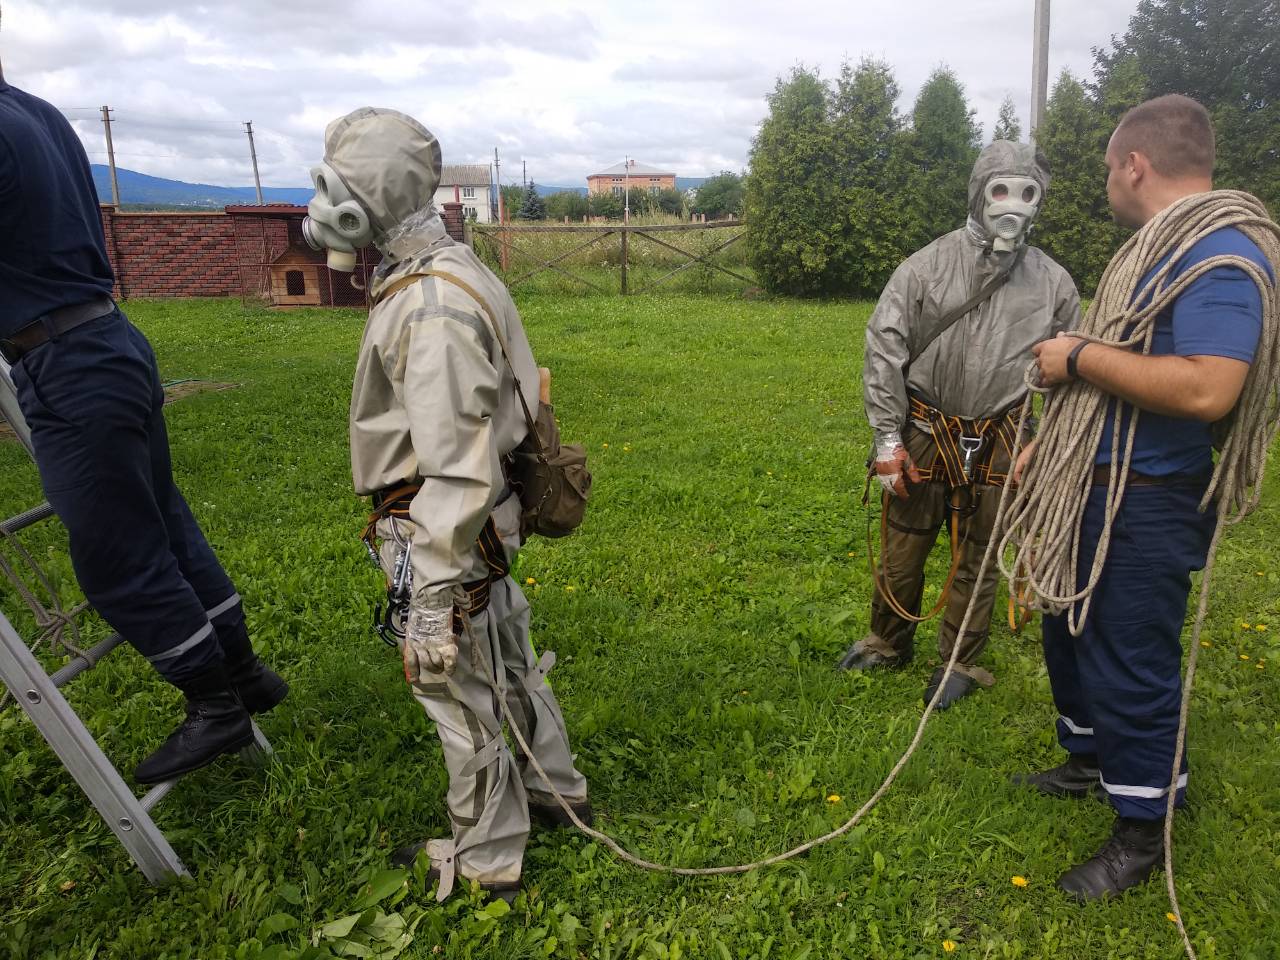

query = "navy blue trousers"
10;308;249;684
1042;481;1214;819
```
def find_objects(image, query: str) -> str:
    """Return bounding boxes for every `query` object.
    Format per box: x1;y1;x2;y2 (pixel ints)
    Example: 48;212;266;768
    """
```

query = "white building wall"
433;184;492;223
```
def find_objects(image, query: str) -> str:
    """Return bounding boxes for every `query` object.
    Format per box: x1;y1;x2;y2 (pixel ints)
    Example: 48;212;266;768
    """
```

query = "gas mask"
981;176;1041;253
302;162;374;272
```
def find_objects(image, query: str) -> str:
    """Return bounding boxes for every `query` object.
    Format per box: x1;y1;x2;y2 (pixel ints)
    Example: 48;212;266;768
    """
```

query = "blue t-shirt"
0;81;115;338
1096;226;1270;476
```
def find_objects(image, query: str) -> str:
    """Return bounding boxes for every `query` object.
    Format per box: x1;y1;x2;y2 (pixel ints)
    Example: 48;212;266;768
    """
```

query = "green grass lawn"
1;295;1277;960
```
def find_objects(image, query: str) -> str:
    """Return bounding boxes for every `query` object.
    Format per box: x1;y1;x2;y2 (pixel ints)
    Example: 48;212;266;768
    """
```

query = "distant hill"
90;165;312;207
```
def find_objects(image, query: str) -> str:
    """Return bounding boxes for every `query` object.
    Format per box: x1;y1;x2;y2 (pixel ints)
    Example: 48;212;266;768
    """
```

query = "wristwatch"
1066;340;1090;380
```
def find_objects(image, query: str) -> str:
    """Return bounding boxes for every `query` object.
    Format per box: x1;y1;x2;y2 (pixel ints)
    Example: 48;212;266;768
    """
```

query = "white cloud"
1;0;1138;188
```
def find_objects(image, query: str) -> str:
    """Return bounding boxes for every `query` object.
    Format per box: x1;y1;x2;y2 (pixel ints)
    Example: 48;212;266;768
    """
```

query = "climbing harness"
363;482;510;646
863;396;1019;624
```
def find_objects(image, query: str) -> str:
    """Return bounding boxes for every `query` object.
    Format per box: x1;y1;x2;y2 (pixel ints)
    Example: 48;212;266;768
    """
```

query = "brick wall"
441;201;465;241
95;203;441;305
99;206;240;299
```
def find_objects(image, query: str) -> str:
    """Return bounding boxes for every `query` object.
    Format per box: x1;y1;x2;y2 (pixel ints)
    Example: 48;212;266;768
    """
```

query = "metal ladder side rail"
0;502;275;882
0;609;190;883
1;601;276;882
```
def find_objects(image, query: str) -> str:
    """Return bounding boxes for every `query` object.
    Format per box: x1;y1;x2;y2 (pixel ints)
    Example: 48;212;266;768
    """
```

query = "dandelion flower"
526;577;537;585
1242;622;1253;629
1258;663;1265;670
1257;624;1268;632
1011;876;1029;888
826;794;841;803
565;585;576;592
1166;912;1179;923
602;442;609;448
1241;654;1251;661
943;941;957;953
1200;641;1212;648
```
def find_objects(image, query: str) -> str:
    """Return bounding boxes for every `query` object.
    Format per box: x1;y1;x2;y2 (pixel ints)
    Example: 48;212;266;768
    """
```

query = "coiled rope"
997;190;1280;959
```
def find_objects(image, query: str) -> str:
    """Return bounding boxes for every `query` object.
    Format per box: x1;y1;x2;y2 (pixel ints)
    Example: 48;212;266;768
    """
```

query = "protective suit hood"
966;140;1052;253
323;107;442;235
305;107;447;266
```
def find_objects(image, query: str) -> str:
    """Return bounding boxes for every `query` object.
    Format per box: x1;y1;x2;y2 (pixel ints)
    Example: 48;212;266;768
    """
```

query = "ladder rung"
136;723;272;813
49;633;125;687
139;778;178;813
1;502;55;535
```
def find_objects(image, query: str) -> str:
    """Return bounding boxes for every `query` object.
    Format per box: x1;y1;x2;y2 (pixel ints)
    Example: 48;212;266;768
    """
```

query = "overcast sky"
2;0;1138;189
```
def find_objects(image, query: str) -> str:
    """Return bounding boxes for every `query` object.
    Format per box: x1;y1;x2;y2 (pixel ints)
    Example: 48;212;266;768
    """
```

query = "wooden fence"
470;220;750;295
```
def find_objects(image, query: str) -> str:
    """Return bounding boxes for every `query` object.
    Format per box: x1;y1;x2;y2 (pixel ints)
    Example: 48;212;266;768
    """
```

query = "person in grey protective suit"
837;141;1080;708
304;108;590;903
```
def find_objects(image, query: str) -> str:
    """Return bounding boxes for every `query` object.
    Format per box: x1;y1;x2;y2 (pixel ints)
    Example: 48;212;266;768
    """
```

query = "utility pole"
100;105;120;208
244;121;264;204
522;158;527;189
623;155;631;224
1030;0;1051;144
493;147;502;222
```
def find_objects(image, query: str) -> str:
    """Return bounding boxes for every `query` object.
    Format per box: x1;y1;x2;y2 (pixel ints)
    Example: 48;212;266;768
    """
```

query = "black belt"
1091;465;1210;488
0;296;116;364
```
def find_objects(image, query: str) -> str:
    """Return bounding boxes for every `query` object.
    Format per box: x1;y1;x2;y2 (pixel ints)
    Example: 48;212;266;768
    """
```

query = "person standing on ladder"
1014;95;1273;900
303;108;590;904
838;141;1080;708
0;60;287;784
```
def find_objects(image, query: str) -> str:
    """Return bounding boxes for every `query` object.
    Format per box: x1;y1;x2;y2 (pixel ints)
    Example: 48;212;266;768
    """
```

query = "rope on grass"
0;523;90;708
996;190;1280;960
459;402;1031;875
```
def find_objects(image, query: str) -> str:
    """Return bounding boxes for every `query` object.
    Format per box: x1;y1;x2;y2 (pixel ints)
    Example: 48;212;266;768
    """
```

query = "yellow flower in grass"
1241;654;1252;661
826;794;841;803
1011;876;1029;888
1167;912;1179;923
943;941;957;953
526;577;537;585
1241;622;1253;629
1257;624;1268;632
1200;641;1212;648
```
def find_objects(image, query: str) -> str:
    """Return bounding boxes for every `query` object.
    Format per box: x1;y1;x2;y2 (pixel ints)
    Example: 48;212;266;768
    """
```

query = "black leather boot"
529;799;594;830
1012;753;1105;800
217;619;288;714
836;639;909;671
228;656;289;714
923;666;977;709
1058;816;1164;900
135;662;254;784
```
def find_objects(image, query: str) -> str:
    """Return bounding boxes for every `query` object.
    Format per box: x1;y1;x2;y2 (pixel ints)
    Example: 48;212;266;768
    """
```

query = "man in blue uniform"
0;64;287;783
1016;95;1272;898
